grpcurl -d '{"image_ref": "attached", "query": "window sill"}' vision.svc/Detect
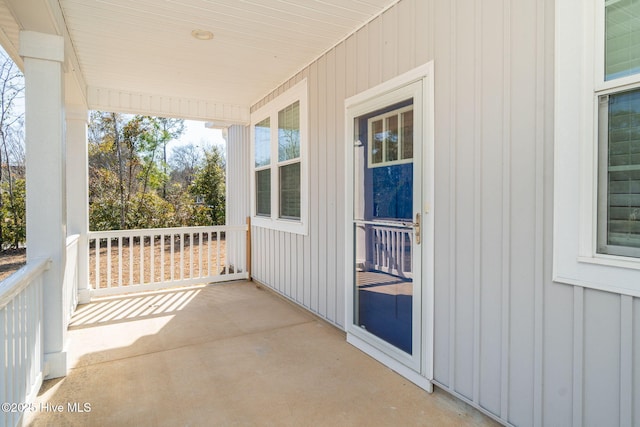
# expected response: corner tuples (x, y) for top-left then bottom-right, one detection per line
(251, 215), (307, 235)
(577, 254), (640, 271)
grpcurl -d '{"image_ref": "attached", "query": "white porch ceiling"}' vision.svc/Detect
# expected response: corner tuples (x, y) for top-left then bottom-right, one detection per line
(0, 0), (397, 122)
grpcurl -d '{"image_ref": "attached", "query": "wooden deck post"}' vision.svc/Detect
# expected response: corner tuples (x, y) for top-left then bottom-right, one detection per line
(246, 216), (252, 281)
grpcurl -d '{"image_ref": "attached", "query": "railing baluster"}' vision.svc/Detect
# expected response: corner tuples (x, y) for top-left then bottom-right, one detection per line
(140, 235), (145, 285)
(170, 233), (175, 282)
(106, 237), (112, 288)
(207, 231), (212, 277)
(150, 233), (155, 284)
(129, 236), (134, 287)
(216, 231), (221, 274)
(180, 232), (184, 280)
(160, 233), (165, 283)
(118, 236), (123, 288)
(95, 238), (100, 290)
(189, 232), (194, 279)
(198, 231), (203, 278)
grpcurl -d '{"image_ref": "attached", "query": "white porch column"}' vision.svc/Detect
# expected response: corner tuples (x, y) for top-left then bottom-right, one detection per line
(20, 31), (68, 379)
(66, 105), (90, 303)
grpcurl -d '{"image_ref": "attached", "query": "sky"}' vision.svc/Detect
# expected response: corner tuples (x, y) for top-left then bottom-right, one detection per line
(169, 120), (226, 159)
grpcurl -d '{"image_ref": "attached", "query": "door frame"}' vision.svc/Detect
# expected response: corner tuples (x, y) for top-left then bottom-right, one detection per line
(343, 62), (435, 392)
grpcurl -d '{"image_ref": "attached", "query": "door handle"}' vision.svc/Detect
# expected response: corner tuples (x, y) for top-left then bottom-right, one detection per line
(414, 213), (421, 245)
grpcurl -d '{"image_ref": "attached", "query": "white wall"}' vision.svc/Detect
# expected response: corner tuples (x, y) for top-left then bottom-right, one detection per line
(226, 0), (640, 426)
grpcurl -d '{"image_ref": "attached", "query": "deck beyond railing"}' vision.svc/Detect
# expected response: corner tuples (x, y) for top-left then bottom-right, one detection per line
(88, 225), (248, 296)
(0, 258), (49, 427)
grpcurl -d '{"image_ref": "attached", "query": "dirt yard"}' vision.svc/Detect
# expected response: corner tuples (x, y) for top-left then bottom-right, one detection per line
(0, 248), (26, 281)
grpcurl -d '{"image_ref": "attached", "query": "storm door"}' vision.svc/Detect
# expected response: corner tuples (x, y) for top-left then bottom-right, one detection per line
(347, 79), (426, 373)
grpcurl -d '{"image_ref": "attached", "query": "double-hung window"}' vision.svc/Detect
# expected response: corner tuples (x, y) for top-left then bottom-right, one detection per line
(554, 0), (640, 296)
(250, 80), (308, 235)
(597, 0), (640, 258)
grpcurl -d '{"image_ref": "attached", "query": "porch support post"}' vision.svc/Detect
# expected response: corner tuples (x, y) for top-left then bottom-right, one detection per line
(20, 30), (68, 379)
(66, 105), (90, 303)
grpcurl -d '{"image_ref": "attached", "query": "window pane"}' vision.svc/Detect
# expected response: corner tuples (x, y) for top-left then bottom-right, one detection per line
(279, 162), (300, 219)
(599, 89), (640, 255)
(606, 0), (640, 80)
(255, 118), (270, 167)
(371, 120), (383, 164)
(385, 115), (399, 162)
(255, 169), (271, 216)
(278, 101), (300, 161)
(401, 110), (413, 159)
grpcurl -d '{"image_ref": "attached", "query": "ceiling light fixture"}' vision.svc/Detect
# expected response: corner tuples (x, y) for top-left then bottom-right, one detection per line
(191, 29), (214, 40)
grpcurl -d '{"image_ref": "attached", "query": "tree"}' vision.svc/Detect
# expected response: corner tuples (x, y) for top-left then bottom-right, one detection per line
(190, 146), (226, 225)
(169, 143), (202, 189)
(0, 49), (25, 248)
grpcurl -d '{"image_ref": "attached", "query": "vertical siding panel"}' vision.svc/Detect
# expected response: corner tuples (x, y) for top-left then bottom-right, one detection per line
(368, 17), (382, 88)
(620, 295), (633, 427)
(540, 0), (572, 420)
(297, 235), (304, 305)
(309, 61), (320, 314)
(533, 1), (548, 424)
(279, 232), (285, 294)
(317, 55), (328, 317)
(397, 0), (416, 74)
(356, 26), (369, 94)
(454, 0), (475, 399)
(572, 286), (584, 427)
(583, 290), (620, 427)
(500, 0), (512, 419)
(325, 48), (337, 323)
(415, 0), (430, 66)
(433, 0), (454, 387)
(472, 0), (483, 406)
(381, 6), (398, 82)
(335, 41), (346, 328)
(270, 229), (276, 288)
(542, 281), (574, 427)
(508, 1), (537, 424)
(479, 0), (504, 416)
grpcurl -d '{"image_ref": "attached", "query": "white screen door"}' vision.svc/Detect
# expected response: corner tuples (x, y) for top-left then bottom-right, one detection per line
(345, 66), (434, 389)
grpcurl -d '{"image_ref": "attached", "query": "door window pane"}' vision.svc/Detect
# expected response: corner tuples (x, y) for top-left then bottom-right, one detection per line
(371, 119), (383, 164)
(606, 0), (640, 80)
(385, 115), (399, 162)
(401, 110), (413, 159)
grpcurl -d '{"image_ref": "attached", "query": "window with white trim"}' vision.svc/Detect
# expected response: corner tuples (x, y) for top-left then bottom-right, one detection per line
(554, 0), (640, 297)
(597, 0), (640, 258)
(250, 80), (308, 235)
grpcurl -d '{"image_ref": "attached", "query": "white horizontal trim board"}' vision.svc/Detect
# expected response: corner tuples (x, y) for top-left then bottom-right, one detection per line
(87, 86), (250, 124)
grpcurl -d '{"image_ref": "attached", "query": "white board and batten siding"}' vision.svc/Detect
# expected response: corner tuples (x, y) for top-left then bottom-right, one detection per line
(226, 0), (640, 426)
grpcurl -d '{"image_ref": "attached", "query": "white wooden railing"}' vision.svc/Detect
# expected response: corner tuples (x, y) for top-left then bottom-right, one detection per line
(63, 235), (80, 329)
(0, 258), (50, 427)
(88, 225), (248, 296)
(371, 225), (413, 278)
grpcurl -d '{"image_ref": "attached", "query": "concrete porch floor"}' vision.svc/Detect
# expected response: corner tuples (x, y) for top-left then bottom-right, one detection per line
(27, 281), (498, 426)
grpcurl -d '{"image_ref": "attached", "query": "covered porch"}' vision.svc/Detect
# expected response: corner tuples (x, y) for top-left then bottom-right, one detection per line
(26, 281), (493, 426)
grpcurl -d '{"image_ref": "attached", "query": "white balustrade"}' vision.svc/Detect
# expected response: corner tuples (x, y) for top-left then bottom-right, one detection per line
(0, 258), (50, 427)
(88, 225), (248, 296)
